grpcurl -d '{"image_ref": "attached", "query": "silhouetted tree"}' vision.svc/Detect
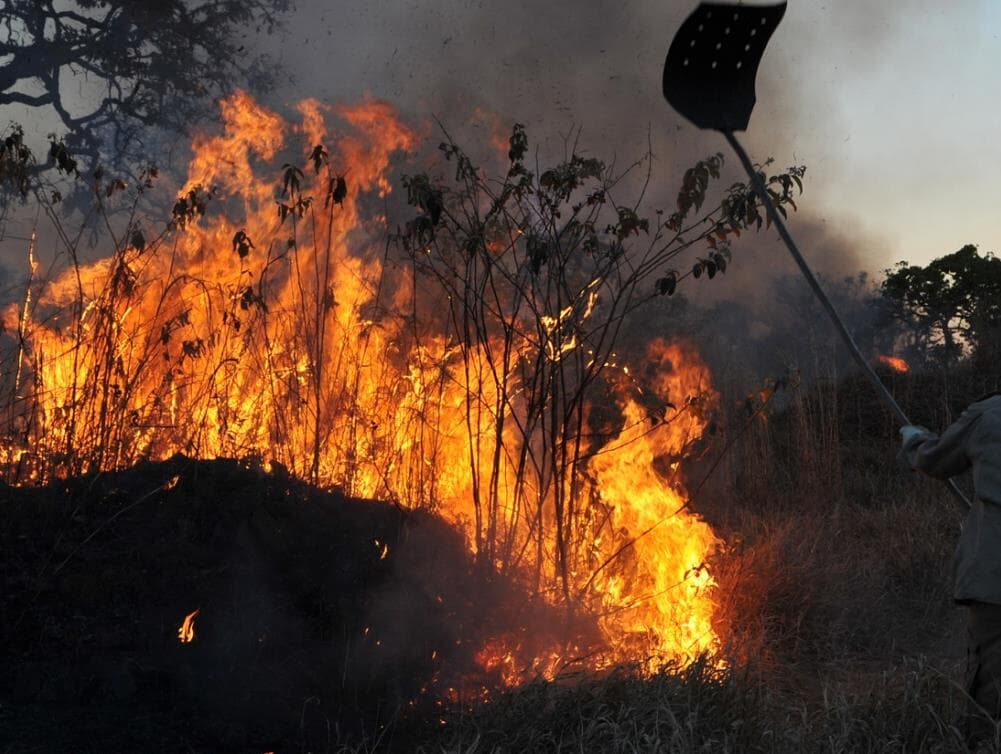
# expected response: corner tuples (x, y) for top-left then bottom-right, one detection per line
(880, 244), (1001, 367)
(0, 0), (290, 191)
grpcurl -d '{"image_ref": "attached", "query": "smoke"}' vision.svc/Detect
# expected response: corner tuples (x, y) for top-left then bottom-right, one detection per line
(264, 1), (929, 368)
(254, 1), (940, 394)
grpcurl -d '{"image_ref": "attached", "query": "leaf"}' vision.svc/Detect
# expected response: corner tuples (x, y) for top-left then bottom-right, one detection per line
(281, 164), (303, 198)
(130, 229), (146, 252)
(105, 178), (126, 197)
(655, 273), (678, 296)
(692, 262), (703, 279)
(232, 230), (255, 258)
(309, 144), (328, 174)
(327, 175), (347, 206)
(508, 123), (528, 163)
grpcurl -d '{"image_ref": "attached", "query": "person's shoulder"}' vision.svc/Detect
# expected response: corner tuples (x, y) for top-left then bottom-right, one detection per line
(971, 393), (1001, 426)
(974, 392), (1001, 410)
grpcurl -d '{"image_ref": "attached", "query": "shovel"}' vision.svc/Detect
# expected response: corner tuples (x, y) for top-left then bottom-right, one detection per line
(662, 2), (971, 509)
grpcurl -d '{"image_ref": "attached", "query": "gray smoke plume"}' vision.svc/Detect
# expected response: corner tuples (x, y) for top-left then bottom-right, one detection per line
(258, 0), (941, 386)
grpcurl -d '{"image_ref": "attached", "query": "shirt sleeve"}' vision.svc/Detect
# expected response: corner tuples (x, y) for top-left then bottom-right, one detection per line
(902, 409), (982, 479)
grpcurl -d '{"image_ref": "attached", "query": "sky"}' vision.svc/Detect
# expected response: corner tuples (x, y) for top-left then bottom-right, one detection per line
(268, 0), (1001, 275)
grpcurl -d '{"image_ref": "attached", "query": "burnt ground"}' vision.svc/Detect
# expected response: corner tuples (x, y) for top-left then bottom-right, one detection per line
(0, 455), (543, 753)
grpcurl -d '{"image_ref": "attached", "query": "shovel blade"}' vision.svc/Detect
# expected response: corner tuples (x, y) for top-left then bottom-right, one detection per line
(663, 2), (786, 132)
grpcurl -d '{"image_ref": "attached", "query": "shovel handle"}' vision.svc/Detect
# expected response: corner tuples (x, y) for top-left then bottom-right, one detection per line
(722, 130), (971, 509)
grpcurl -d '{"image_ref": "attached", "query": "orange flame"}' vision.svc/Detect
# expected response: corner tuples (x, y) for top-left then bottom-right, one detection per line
(178, 609), (200, 643)
(877, 354), (909, 373)
(7, 92), (724, 682)
(589, 340), (721, 670)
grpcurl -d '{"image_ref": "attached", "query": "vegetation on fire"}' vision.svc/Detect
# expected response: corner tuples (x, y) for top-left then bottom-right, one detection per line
(391, 121), (807, 670)
(0, 91), (810, 682)
(5, 89), (1001, 751)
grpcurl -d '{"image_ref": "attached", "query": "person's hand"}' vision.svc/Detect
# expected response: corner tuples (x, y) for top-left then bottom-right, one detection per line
(899, 425), (928, 446)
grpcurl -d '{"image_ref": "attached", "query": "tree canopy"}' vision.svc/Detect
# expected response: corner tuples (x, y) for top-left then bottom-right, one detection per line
(881, 244), (1001, 367)
(0, 0), (289, 186)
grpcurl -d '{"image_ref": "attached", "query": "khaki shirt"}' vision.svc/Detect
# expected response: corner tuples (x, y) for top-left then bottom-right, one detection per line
(902, 395), (1001, 604)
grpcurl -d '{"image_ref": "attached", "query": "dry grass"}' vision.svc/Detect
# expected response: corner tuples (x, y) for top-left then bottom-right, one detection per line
(382, 359), (996, 754)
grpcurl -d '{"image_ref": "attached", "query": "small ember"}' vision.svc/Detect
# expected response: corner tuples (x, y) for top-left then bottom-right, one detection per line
(877, 355), (909, 373)
(178, 608), (200, 643)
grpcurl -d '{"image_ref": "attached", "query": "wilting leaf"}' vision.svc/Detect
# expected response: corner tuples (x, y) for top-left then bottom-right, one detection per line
(508, 123), (527, 163)
(105, 178), (126, 198)
(130, 229), (146, 252)
(309, 144), (328, 174)
(281, 164), (303, 198)
(610, 207), (649, 241)
(238, 286), (267, 312)
(48, 139), (78, 176)
(327, 175), (347, 206)
(232, 230), (254, 258)
(171, 185), (213, 229)
(692, 262), (703, 279)
(655, 273), (677, 296)
(182, 339), (205, 359)
(527, 234), (548, 273)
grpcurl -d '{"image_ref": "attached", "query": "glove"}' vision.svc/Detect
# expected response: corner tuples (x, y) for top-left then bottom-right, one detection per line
(899, 424), (929, 446)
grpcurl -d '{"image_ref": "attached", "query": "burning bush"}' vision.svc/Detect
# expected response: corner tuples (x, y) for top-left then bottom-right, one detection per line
(2, 92), (809, 682)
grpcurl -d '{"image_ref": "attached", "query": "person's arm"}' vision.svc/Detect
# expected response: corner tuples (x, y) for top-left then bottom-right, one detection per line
(901, 410), (982, 479)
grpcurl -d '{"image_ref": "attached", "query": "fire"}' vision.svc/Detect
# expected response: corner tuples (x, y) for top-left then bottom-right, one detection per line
(5, 92), (724, 682)
(589, 340), (721, 670)
(178, 609), (200, 643)
(877, 354), (909, 373)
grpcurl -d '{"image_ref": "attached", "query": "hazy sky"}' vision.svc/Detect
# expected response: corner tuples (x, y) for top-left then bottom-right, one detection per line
(270, 0), (1001, 273)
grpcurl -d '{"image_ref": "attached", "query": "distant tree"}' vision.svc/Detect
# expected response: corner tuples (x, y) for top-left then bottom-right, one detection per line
(0, 0), (290, 193)
(880, 244), (1001, 367)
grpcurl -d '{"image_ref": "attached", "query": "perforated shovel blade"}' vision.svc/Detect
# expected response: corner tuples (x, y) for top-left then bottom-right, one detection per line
(663, 2), (786, 132)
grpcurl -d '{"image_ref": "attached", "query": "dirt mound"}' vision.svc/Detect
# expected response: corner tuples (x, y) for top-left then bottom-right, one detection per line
(1, 456), (530, 752)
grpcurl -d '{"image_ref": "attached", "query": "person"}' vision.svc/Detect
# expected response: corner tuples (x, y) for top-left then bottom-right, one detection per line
(900, 392), (1001, 746)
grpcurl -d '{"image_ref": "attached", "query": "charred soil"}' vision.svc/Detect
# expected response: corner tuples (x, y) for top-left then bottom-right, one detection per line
(1, 456), (534, 752)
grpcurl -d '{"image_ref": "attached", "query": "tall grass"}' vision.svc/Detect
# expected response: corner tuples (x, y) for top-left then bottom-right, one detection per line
(392, 350), (998, 753)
